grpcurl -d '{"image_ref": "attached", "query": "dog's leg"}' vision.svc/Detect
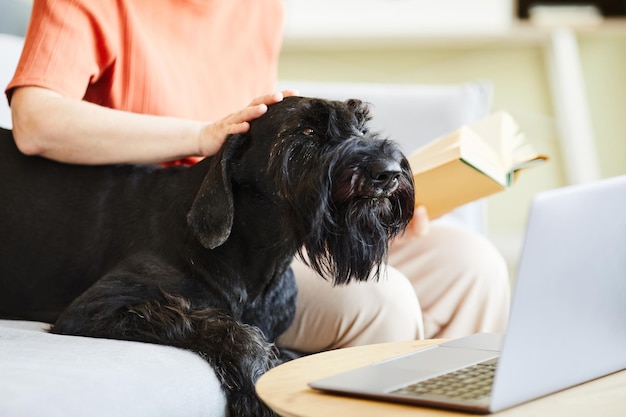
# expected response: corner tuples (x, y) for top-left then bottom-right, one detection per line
(52, 271), (279, 417)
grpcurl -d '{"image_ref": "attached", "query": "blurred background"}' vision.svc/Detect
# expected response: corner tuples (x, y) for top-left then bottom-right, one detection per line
(2, 0), (625, 277)
(279, 0), (626, 275)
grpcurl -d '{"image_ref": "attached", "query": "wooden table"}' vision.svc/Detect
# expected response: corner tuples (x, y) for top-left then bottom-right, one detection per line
(256, 340), (626, 417)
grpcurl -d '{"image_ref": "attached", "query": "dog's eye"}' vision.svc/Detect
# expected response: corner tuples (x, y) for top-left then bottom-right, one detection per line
(302, 128), (315, 137)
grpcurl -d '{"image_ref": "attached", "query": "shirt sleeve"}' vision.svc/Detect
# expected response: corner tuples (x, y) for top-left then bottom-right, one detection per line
(5, 0), (116, 103)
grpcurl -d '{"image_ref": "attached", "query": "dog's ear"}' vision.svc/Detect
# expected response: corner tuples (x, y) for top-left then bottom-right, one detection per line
(346, 99), (372, 130)
(187, 135), (243, 249)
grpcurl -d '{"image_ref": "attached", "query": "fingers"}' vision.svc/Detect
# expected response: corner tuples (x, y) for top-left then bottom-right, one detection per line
(248, 90), (300, 107)
(229, 89), (301, 127)
(198, 90), (302, 156)
(249, 92), (282, 107)
(410, 205), (431, 237)
(239, 103), (269, 121)
(224, 121), (251, 136)
(280, 89), (299, 98)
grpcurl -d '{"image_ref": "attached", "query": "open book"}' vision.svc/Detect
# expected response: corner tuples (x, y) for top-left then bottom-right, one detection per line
(408, 111), (548, 219)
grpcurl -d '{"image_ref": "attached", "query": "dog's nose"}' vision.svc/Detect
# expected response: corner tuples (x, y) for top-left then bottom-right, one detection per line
(369, 160), (402, 193)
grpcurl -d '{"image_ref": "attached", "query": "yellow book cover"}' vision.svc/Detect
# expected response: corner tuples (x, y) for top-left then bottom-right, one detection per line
(408, 111), (548, 219)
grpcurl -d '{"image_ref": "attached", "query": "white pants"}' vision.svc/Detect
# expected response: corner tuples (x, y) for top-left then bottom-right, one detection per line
(278, 223), (511, 353)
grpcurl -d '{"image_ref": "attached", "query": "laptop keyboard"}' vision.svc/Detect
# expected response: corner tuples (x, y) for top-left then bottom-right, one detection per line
(391, 358), (498, 401)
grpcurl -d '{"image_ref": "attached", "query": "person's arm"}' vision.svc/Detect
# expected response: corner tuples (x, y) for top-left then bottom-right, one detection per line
(10, 86), (292, 165)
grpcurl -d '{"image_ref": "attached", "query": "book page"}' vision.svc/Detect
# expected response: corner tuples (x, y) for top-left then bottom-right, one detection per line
(468, 111), (548, 179)
(467, 111), (517, 170)
(409, 127), (507, 186)
(408, 128), (466, 174)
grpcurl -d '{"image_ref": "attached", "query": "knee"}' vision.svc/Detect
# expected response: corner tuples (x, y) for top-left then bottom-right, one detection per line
(395, 223), (511, 295)
(339, 266), (425, 346)
(434, 226), (512, 336)
(441, 225), (510, 294)
(370, 266), (426, 340)
(389, 224), (511, 337)
(280, 262), (424, 352)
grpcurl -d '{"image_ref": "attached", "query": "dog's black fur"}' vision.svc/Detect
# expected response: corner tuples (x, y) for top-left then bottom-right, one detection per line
(0, 96), (414, 417)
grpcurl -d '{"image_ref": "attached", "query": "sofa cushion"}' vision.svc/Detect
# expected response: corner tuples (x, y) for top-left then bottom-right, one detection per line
(0, 320), (227, 417)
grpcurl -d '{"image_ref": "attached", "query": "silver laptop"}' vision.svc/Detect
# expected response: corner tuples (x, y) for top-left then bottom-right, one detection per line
(309, 174), (626, 413)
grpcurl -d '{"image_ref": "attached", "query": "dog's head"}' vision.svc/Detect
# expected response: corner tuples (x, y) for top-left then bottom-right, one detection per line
(189, 96), (414, 285)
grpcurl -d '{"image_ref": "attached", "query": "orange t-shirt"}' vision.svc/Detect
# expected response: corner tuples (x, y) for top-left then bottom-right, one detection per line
(6, 0), (284, 122)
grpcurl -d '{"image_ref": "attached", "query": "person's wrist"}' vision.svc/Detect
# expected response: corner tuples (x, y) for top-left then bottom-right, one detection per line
(190, 121), (212, 157)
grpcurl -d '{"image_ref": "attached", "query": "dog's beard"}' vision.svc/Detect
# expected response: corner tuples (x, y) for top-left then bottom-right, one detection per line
(277, 138), (414, 285)
(307, 188), (413, 285)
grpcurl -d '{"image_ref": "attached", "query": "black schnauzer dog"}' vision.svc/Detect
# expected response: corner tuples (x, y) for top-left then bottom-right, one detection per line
(0, 96), (414, 417)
